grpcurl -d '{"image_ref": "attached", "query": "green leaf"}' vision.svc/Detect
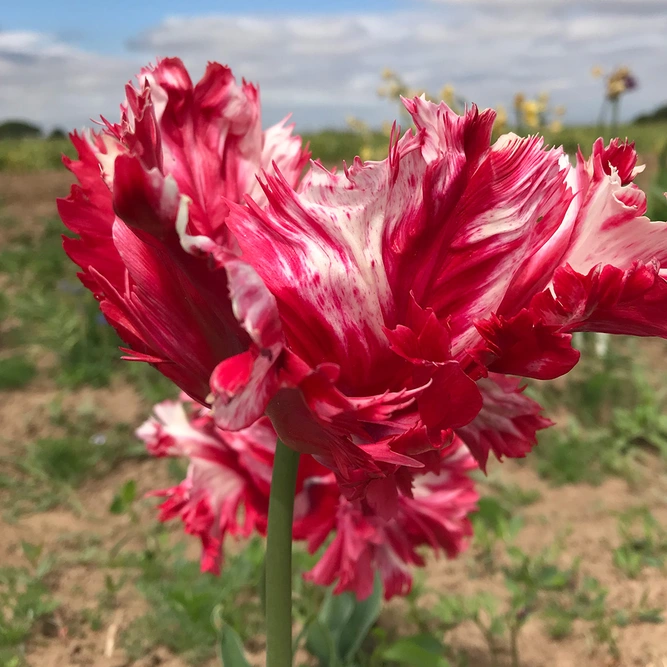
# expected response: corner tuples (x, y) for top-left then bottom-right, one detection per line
(338, 574), (382, 661)
(304, 620), (339, 666)
(537, 565), (571, 591)
(109, 479), (137, 515)
(212, 607), (251, 667)
(305, 575), (383, 665)
(382, 635), (450, 667)
(20, 541), (43, 568)
(305, 587), (355, 664)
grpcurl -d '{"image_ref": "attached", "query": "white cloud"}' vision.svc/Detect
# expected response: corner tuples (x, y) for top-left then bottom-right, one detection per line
(1, 1), (666, 133)
(0, 31), (141, 131)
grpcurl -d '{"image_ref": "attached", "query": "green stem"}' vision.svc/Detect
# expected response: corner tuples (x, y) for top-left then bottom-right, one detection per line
(265, 439), (300, 667)
(611, 98), (620, 133)
(510, 625), (520, 667)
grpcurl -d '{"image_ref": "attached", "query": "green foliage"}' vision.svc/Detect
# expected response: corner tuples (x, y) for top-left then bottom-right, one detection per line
(0, 354), (37, 390)
(534, 423), (620, 485)
(123, 539), (265, 665)
(539, 121), (667, 159)
(612, 507), (667, 578)
(2, 407), (144, 519)
(213, 611), (252, 667)
(24, 425), (140, 489)
(0, 138), (73, 171)
(635, 103), (667, 124)
(532, 334), (667, 485)
(0, 216), (121, 387)
(109, 480), (138, 515)
(302, 130), (389, 168)
(304, 575), (382, 666)
(0, 543), (57, 657)
(124, 361), (177, 404)
(380, 635), (450, 667)
(1, 121), (666, 173)
(47, 128), (67, 141)
(483, 479), (542, 509)
(647, 140), (667, 222)
(0, 215), (178, 394)
(471, 497), (523, 572)
(0, 121), (42, 140)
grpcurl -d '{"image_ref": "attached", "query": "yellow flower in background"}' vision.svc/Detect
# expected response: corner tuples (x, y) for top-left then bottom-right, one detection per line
(359, 145), (375, 161)
(408, 87), (426, 99)
(522, 99), (540, 129)
(346, 116), (369, 133)
(380, 121), (394, 137)
(440, 84), (456, 107)
(375, 68), (571, 137)
(591, 65), (604, 78)
(594, 64), (637, 129)
(347, 115), (390, 162)
(495, 104), (508, 129)
(607, 78), (626, 98)
(601, 65), (637, 101)
(537, 91), (550, 111)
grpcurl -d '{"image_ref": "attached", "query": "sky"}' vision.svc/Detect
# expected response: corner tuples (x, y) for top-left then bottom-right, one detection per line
(1, 0), (666, 133)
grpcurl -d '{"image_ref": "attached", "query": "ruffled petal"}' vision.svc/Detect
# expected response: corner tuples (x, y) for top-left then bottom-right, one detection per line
(560, 140), (667, 276)
(478, 140), (667, 377)
(304, 440), (478, 600)
(138, 401), (276, 574)
(456, 375), (552, 470)
(58, 57), (307, 404)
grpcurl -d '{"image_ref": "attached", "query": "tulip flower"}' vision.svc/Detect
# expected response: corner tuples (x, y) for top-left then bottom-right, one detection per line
(204, 99), (666, 487)
(137, 398), (479, 601)
(60, 61), (667, 666)
(57, 57), (309, 404)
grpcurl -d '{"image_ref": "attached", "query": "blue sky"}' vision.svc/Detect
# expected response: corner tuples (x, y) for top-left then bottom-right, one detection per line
(2, 0), (405, 53)
(1, 0), (666, 132)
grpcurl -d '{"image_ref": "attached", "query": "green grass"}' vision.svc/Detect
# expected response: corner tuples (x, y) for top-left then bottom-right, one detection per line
(540, 121), (667, 157)
(529, 334), (667, 486)
(647, 140), (667, 220)
(123, 539), (266, 665)
(612, 507), (667, 579)
(0, 138), (73, 172)
(25, 430), (135, 488)
(1, 404), (145, 519)
(302, 129), (387, 167)
(0, 544), (58, 665)
(3, 121), (665, 174)
(0, 355), (37, 390)
(0, 215), (176, 397)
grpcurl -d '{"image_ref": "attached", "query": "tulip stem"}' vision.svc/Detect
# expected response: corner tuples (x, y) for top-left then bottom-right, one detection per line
(265, 439), (300, 667)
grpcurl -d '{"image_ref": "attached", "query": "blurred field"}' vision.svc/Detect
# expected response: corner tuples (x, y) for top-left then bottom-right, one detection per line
(2, 131), (667, 667)
(0, 121), (666, 174)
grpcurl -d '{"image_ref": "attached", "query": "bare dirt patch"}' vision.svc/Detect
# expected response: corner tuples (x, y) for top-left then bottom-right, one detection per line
(0, 170), (72, 243)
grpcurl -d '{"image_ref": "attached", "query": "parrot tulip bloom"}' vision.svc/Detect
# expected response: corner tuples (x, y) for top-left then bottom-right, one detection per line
(61, 64), (667, 495)
(300, 440), (478, 600)
(57, 58), (309, 403)
(137, 399), (275, 574)
(201, 97), (667, 484)
(137, 398), (479, 599)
